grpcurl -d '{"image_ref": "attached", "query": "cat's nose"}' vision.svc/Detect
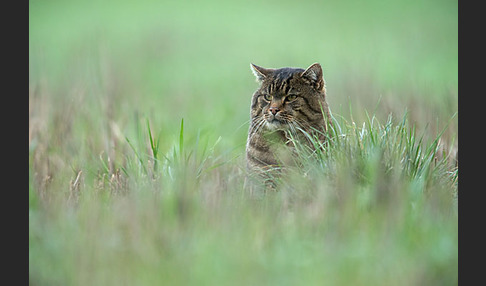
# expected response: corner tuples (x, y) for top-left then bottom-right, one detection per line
(269, 107), (280, 115)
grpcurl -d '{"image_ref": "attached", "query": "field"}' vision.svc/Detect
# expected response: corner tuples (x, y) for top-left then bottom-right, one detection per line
(29, 0), (458, 285)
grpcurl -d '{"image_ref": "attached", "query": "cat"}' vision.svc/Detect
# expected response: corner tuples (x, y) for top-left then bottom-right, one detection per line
(245, 63), (332, 189)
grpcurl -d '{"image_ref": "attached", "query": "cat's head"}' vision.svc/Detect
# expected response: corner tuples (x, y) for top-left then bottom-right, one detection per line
(249, 63), (326, 132)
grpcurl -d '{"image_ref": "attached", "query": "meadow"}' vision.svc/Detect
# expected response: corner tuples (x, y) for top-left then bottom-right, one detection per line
(29, 0), (458, 285)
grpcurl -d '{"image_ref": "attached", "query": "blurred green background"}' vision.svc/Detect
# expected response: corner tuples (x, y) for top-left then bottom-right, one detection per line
(29, 0), (457, 151)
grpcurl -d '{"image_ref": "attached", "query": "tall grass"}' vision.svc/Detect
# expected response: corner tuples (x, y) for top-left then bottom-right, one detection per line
(29, 111), (457, 285)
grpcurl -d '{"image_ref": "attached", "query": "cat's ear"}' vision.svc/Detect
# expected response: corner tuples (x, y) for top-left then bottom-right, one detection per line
(250, 63), (272, 83)
(301, 63), (325, 91)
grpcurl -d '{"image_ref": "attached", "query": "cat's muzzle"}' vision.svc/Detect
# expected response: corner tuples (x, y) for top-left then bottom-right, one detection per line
(265, 114), (288, 130)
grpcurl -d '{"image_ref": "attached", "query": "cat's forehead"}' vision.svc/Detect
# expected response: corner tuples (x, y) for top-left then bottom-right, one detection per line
(271, 67), (304, 80)
(262, 68), (303, 85)
(259, 67), (306, 93)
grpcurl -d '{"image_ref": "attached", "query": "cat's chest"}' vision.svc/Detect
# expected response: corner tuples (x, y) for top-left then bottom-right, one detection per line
(263, 131), (299, 166)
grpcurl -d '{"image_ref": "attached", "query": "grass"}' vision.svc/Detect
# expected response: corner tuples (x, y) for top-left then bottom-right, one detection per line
(29, 112), (458, 285)
(29, 0), (457, 285)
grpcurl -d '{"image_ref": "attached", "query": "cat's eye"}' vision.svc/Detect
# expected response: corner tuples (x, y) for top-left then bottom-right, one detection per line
(263, 94), (272, 101)
(286, 94), (298, 102)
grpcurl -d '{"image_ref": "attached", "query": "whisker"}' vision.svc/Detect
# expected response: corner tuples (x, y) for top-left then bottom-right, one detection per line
(249, 116), (266, 137)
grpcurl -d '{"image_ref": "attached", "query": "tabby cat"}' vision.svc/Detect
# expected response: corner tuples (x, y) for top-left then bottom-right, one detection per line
(245, 63), (332, 187)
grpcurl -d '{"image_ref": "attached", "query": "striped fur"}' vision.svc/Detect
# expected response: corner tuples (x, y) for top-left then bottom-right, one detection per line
(246, 63), (332, 185)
